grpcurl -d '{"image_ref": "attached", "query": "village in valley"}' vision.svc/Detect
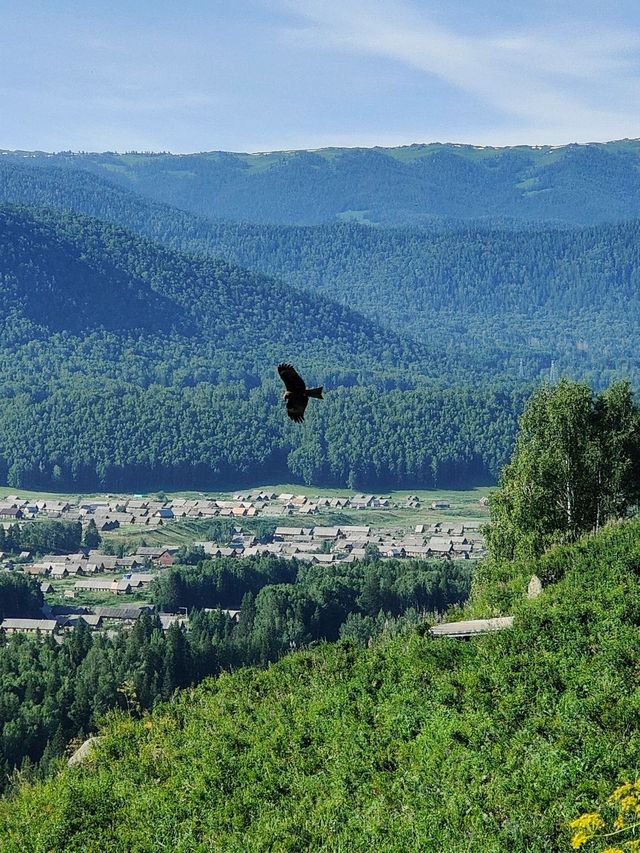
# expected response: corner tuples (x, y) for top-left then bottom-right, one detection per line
(0, 488), (489, 637)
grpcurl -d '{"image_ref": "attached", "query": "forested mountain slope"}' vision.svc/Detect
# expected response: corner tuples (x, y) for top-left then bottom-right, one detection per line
(165, 219), (640, 387)
(2, 519), (639, 851)
(2, 162), (639, 386)
(0, 205), (522, 489)
(0, 204), (423, 378)
(3, 139), (640, 224)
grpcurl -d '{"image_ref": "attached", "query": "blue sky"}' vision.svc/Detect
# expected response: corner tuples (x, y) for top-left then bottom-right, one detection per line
(1, 0), (640, 152)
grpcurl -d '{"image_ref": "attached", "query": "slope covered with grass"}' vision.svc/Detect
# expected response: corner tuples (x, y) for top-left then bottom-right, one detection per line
(2, 519), (640, 851)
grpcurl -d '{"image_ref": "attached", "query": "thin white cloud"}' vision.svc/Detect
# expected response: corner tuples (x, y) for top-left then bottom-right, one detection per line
(276, 0), (640, 142)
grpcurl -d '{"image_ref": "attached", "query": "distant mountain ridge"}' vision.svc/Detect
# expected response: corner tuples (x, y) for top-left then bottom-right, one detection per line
(1, 141), (638, 488)
(0, 161), (638, 387)
(3, 138), (640, 225)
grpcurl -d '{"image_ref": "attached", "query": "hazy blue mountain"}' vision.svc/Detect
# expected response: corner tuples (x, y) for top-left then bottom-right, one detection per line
(0, 161), (637, 388)
(3, 139), (640, 225)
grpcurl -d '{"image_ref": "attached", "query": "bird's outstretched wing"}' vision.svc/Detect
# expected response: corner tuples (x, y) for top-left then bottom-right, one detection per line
(278, 363), (306, 392)
(286, 397), (308, 423)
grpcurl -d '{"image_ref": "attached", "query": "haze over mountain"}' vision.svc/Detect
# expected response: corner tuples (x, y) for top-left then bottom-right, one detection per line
(0, 204), (518, 490)
(3, 138), (640, 225)
(1, 138), (640, 489)
(1, 154), (638, 388)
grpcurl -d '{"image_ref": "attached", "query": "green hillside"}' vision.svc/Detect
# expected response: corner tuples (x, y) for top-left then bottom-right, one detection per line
(0, 204), (417, 372)
(3, 154), (639, 490)
(161, 219), (640, 388)
(2, 518), (639, 851)
(3, 139), (640, 224)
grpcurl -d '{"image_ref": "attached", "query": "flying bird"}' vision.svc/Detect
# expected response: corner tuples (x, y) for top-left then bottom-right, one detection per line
(277, 363), (323, 423)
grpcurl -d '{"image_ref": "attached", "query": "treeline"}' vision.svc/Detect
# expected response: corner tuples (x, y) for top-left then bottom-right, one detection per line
(0, 556), (469, 792)
(0, 381), (520, 489)
(0, 521), (83, 557)
(0, 574), (43, 620)
(5, 191), (640, 493)
(4, 141), (640, 225)
(152, 555), (471, 656)
(0, 618), (191, 791)
(190, 219), (640, 385)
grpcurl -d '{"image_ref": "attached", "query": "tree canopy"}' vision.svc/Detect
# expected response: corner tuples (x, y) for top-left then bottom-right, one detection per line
(486, 379), (640, 559)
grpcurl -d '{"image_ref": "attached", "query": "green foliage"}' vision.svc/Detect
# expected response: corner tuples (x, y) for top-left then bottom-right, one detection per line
(172, 544), (205, 566)
(5, 162), (640, 493)
(0, 615), (192, 792)
(82, 520), (101, 550)
(0, 574), (43, 620)
(486, 380), (640, 561)
(2, 520), (640, 850)
(3, 520), (82, 556)
(0, 204), (524, 491)
(151, 556), (298, 612)
(0, 554), (465, 793)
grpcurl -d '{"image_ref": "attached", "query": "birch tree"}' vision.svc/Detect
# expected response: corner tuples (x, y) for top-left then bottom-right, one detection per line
(486, 379), (640, 559)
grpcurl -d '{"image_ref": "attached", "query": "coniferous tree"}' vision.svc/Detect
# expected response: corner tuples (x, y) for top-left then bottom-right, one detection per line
(82, 519), (101, 549)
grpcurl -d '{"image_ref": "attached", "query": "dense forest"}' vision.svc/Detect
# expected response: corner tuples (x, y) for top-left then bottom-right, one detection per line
(0, 520), (84, 558)
(0, 574), (43, 621)
(3, 139), (640, 224)
(0, 380), (520, 490)
(2, 514), (639, 850)
(1, 147), (639, 490)
(1, 160), (639, 387)
(0, 555), (469, 792)
(0, 204), (527, 490)
(182, 219), (640, 385)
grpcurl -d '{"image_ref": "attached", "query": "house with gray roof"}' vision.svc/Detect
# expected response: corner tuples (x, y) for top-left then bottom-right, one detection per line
(1, 618), (58, 634)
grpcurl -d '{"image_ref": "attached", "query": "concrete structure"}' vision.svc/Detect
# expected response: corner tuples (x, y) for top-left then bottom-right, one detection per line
(430, 616), (514, 639)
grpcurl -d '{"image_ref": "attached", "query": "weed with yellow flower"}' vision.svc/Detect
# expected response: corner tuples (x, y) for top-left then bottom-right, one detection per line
(569, 782), (640, 850)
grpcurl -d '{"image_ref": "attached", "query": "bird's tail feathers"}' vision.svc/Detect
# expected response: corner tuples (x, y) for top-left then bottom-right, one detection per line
(307, 386), (323, 399)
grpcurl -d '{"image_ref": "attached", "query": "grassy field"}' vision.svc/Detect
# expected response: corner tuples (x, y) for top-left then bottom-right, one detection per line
(0, 488), (111, 502)
(103, 519), (219, 549)
(48, 583), (155, 609)
(46, 575), (157, 609)
(0, 484), (492, 505)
